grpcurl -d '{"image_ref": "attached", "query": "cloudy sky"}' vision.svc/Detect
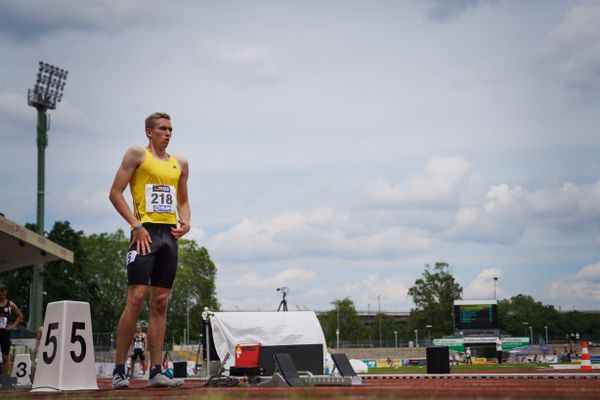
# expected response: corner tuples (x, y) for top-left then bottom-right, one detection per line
(1, 0), (600, 313)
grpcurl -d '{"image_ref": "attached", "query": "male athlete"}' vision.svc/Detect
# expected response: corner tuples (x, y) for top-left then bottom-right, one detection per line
(129, 322), (147, 378)
(0, 283), (24, 374)
(109, 112), (190, 388)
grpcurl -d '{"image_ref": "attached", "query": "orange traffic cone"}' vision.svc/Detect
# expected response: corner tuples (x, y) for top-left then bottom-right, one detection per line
(580, 341), (592, 370)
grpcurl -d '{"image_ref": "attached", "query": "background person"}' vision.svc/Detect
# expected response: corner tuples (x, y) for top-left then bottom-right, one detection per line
(0, 283), (24, 374)
(109, 112), (191, 389)
(129, 322), (148, 378)
(496, 337), (503, 364)
(465, 346), (472, 364)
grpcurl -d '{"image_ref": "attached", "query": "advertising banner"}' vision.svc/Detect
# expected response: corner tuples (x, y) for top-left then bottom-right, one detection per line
(501, 337), (530, 350)
(433, 338), (464, 351)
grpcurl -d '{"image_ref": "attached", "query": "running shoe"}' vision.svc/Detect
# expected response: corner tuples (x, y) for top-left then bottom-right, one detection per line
(148, 371), (184, 388)
(112, 372), (130, 389)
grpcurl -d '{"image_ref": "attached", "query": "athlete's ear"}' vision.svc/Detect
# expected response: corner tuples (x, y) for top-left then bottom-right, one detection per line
(146, 128), (152, 139)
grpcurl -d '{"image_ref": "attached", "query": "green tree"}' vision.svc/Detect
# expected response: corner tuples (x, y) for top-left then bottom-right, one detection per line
(497, 294), (554, 340)
(44, 221), (94, 306)
(166, 239), (220, 344)
(371, 312), (400, 347)
(407, 262), (462, 337)
(318, 298), (369, 346)
(497, 295), (600, 342)
(80, 230), (130, 334)
(0, 221), (92, 329)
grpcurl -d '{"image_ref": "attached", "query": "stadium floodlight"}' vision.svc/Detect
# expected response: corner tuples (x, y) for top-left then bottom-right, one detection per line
(28, 61), (68, 110)
(493, 276), (498, 299)
(26, 61), (68, 330)
(426, 324), (433, 346)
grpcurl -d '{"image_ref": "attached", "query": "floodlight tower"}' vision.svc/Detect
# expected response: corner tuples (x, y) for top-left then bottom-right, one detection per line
(27, 61), (68, 329)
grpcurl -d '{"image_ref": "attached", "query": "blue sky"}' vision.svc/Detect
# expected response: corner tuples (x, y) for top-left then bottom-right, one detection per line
(1, 0), (600, 312)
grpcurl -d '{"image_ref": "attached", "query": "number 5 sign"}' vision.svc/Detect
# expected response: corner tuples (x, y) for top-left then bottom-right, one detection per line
(32, 301), (98, 392)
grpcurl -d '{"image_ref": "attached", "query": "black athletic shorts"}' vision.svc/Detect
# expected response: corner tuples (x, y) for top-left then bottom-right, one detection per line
(131, 349), (145, 362)
(0, 330), (10, 356)
(126, 223), (178, 289)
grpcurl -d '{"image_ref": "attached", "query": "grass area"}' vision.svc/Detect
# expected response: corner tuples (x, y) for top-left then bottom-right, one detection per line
(366, 363), (551, 374)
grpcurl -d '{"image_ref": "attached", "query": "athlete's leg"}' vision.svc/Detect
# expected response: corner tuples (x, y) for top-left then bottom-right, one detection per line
(130, 352), (137, 378)
(148, 286), (170, 366)
(1, 352), (8, 374)
(115, 285), (147, 365)
(140, 352), (147, 374)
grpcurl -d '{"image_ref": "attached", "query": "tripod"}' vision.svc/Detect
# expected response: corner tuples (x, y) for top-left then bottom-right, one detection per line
(277, 287), (288, 312)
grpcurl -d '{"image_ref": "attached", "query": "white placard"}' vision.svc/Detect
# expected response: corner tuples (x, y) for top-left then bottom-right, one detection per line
(32, 301), (98, 391)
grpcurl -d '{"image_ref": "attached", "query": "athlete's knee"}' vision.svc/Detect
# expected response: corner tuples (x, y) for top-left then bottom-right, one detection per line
(126, 288), (147, 312)
(150, 292), (169, 315)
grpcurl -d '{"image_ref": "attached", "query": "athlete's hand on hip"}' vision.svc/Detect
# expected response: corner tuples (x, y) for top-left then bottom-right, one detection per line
(131, 227), (152, 255)
(171, 219), (190, 239)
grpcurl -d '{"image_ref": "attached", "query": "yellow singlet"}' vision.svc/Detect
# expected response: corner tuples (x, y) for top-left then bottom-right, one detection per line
(130, 148), (181, 226)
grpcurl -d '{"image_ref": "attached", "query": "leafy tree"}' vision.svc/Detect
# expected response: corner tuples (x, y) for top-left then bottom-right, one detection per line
(80, 230), (130, 334)
(407, 262), (462, 336)
(498, 295), (600, 342)
(166, 239), (220, 344)
(319, 298), (369, 346)
(371, 312), (401, 347)
(0, 221), (92, 329)
(44, 221), (93, 306)
(498, 294), (555, 339)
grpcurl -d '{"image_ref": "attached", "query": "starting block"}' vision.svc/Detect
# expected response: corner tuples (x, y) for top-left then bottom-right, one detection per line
(11, 353), (32, 386)
(331, 353), (362, 385)
(258, 352), (361, 387)
(32, 301), (98, 391)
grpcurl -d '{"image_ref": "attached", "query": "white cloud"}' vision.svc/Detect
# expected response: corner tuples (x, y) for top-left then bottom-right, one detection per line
(208, 156), (600, 265)
(195, 40), (284, 87)
(0, 0), (184, 41)
(368, 155), (480, 208)
(547, 262), (600, 303)
(424, 0), (483, 21)
(0, 92), (93, 140)
(53, 187), (114, 222)
(450, 180), (600, 244)
(343, 273), (412, 311)
(451, 184), (529, 244)
(217, 267), (317, 310)
(463, 268), (503, 299)
(537, 1), (600, 101)
(221, 268), (315, 291)
(187, 227), (206, 244)
(209, 207), (438, 262)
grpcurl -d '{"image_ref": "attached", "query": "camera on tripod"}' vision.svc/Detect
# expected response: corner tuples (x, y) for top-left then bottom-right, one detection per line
(276, 287), (288, 311)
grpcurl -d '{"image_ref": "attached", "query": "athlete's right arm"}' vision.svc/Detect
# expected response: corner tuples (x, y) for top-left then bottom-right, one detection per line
(109, 147), (152, 255)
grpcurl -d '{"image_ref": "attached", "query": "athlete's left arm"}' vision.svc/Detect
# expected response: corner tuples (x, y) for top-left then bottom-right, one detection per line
(7, 301), (24, 330)
(172, 155), (191, 239)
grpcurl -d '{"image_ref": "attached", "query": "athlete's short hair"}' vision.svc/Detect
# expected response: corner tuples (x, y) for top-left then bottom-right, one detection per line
(0, 283), (7, 291)
(145, 112), (171, 130)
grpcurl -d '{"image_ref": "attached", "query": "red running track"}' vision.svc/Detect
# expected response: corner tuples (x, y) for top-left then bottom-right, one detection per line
(2, 371), (600, 399)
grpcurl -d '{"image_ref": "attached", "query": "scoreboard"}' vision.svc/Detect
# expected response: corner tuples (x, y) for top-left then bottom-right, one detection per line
(453, 300), (498, 330)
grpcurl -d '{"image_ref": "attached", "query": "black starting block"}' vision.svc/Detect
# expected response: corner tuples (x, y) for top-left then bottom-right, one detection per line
(258, 352), (362, 387)
(331, 353), (362, 385)
(0, 374), (18, 389)
(259, 353), (306, 387)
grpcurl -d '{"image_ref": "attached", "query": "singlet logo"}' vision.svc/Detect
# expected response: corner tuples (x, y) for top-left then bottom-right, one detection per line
(152, 185), (171, 193)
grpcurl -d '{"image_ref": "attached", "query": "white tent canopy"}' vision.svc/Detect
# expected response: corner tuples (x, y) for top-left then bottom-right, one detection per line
(210, 311), (330, 371)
